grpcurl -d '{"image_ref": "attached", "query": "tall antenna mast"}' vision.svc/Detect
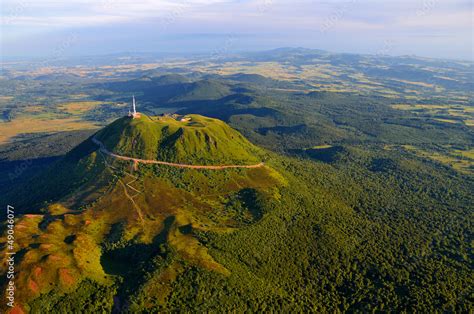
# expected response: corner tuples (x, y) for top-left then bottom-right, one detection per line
(132, 95), (137, 115)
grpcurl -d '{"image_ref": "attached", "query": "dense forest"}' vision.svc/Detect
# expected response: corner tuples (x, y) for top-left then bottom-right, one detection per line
(5, 142), (471, 312)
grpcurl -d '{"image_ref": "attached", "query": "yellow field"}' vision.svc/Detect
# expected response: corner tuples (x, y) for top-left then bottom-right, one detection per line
(25, 62), (163, 78)
(392, 104), (473, 111)
(392, 104), (473, 127)
(69, 94), (89, 99)
(23, 105), (45, 113)
(217, 62), (298, 81)
(401, 145), (473, 174)
(299, 64), (342, 80)
(392, 104), (445, 110)
(434, 118), (460, 124)
(451, 148), (474, 160)
(0, 100), (113, 143)
(0, 117), (99, 144)
(348, 73), (384, 86)
(391, 79), (435, 88)
(58, 101), (104, 114)
(309, 145), (333, 150)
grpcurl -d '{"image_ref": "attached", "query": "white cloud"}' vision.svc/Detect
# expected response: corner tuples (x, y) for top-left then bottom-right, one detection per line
(397, 11), (472, 29)
(1, 0), (234, 27)
(1, 0), (472, 59)
(2, 15), (131, 27)
(2, 0), (472, 31)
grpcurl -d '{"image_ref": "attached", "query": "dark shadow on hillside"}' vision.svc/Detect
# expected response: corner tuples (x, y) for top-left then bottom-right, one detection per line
(289, 146), (349, 164)
(101, 216), (174, 275)
(238, 188), (266, 221)
(101, 216), (176, 313)
(0, 156), (60, 191)
(257, 124), (308, 135)
(176, 101), (281, 122)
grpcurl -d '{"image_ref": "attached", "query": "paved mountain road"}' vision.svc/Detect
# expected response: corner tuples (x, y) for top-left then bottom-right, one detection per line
(92, 137), (265, 170)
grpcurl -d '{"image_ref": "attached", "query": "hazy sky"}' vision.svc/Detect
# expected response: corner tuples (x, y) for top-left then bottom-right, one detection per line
(1, 0), (473, 60)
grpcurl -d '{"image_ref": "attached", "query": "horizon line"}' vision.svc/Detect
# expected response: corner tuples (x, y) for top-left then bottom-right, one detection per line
(1, 46), (473, 64)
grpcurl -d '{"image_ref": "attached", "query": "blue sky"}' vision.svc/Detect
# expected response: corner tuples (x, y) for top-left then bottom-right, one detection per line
(1, 0), (472, 60)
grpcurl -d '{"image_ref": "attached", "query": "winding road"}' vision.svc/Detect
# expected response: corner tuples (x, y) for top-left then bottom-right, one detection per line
(92, 137), (264, 170)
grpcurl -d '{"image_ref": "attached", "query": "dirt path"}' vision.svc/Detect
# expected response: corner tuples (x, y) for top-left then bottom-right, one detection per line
(92, 137), (264, 170)
(97, 147), (144, 224)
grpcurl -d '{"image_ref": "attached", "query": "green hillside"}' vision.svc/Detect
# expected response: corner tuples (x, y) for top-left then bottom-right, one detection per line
(96, 114), (262, 165)
(0, 114), (264, 212)
(0, 114), (285, 313)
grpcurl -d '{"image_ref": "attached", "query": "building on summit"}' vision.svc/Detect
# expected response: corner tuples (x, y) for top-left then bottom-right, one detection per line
(128, 95), (141, 118)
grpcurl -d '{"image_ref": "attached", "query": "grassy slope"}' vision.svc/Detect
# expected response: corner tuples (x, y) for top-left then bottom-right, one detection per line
(0, 162), (284, 313)
(0, 115), (282, 313)
(96, 114), (262, 165)
(2, 147), (471, 313)
(0, 114), (264, 213)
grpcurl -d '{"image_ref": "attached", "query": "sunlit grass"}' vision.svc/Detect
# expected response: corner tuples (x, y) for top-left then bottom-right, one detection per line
(0, 117), (100, 144)
(58, 101), (105, 114)
(401, 145), (473, 174)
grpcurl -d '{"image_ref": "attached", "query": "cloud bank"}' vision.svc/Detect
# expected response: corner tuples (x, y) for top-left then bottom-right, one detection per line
(1, 0), (472, 60)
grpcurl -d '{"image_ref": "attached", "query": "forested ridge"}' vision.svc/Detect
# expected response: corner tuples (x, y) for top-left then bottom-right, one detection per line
(5, 142), (471, 312)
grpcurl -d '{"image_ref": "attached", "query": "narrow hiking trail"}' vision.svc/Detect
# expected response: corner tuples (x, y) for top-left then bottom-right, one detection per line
(92, 137), (265, 170)
(92, 134), (264, 224)
(97, 146), (145, 224)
